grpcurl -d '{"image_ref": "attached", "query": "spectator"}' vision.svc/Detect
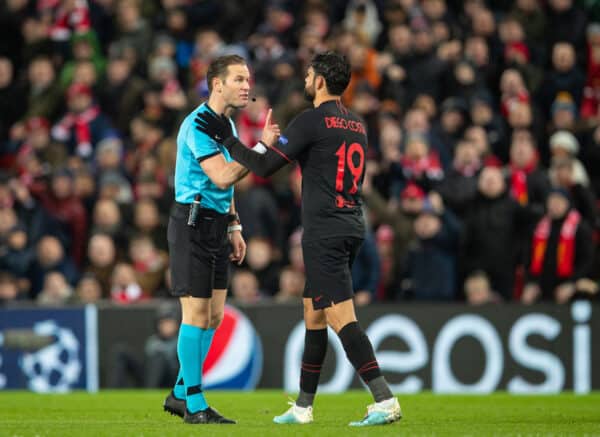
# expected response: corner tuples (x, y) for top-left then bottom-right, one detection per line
(549, 156), (598, 227)
(74, 274), (102, 304)
(399, 134), (444, 193)
(91, 198), (128, 253)
(545, 0), (587, 56)
(463, 270), (502, 305)
(59, 31), (106, 89)
(467, 92), (507, 161)
(0, 271), (22, 305)
(128, 234), (168, 296)
(28, 235), (79, 298)
(245, 237), (279, 296)
(547, 92), (583, 134)
(51, 83), (113, 160)
(114, 0), (153, 62)
(98, 48), (146, 135)
(351, 230), (381, 306)
(22, 55), (63, 122)
(110, 262), (144, 303)
(510, 0), (547, 52)
(581, 125), (600, 197)
(538, 42), (585, 120)
(548, 130), (591, 187)
(523, 188), (594, 303)
(233, 173), (281, 244)
(132, 198), (167, 251)
(144, 302), (180, 388)
(507, 129), (550, 211)
(437, 139), (482, 218)
(0, 56), (26, 145)
(31, 168), (88, 265)
(400, 200), (461, 300)
(37, 271), (74, 306)
(434, 97), (470, 160)
(274, 266), (305, 303)
(85, 233), (118, 296)
(0, 218), (35, 279)
(230, 269), (262, 304)
(462, 166), (538, 299)
(580, 23), (600, 125)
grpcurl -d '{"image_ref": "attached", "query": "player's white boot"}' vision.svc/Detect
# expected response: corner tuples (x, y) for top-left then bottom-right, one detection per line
(349, 397), (402, 426)
(273, 401), (313, 424)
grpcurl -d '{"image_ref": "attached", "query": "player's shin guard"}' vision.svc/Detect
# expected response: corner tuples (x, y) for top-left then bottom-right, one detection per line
(297, 328), (328, 408)
(338, 321), (392, 402)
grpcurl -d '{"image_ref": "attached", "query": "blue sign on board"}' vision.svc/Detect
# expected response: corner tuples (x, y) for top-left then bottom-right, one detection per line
(0, 306), (98, 392)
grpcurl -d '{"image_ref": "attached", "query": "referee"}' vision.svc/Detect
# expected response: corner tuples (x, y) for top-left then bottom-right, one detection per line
(163, 55), (279, 424)
(195, 52), (401, 427)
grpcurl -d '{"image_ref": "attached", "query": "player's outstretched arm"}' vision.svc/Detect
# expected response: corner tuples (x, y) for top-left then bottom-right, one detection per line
(195, 109), (290, 177)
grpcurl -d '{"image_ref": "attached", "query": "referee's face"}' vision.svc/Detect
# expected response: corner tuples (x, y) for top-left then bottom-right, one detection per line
(221, 63), (251, 109)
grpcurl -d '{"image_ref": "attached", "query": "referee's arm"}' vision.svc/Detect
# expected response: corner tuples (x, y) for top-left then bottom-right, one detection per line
(199, 153), (249, 189)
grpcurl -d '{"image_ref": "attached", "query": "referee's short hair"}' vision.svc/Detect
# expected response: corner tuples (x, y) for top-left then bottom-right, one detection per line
(310, 51), (351, 96)
(206, 54), (246, 93)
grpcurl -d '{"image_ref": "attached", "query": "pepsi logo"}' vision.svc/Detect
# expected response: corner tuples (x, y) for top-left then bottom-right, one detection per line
(203, 305), (262, 389)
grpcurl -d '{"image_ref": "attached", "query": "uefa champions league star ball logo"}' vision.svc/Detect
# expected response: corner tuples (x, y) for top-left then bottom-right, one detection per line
(20, 320), (81, 393)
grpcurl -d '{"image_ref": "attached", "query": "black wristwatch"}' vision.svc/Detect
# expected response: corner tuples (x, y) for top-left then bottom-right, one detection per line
(227, 212), (240, 224)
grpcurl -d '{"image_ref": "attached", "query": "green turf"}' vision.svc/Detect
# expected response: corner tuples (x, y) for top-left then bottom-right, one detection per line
(1, 390), (600, 436)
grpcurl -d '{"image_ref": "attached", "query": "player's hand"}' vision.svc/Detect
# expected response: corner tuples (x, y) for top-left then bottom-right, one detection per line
(194, 109), (233, 144)
(260, 108), (280, 147)
(229, 231), (246, 265)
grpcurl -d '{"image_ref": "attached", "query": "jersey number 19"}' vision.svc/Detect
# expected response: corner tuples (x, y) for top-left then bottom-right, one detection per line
(335, 142), (365, 195)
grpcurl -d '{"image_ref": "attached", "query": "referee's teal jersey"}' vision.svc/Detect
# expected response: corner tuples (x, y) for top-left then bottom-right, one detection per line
(174, 103), (237, 213)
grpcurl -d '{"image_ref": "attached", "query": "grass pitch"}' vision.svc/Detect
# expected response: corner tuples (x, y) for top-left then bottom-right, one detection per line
(1, 390), (599, 436)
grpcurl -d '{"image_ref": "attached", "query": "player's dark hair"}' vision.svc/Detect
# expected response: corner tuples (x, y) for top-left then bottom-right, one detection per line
(206, 54), (246, 93)
(310, 51), (351, 96)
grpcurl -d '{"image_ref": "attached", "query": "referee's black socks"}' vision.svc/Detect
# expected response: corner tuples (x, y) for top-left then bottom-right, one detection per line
(296, 328), (328, 408)
(337, 321), (393, 403)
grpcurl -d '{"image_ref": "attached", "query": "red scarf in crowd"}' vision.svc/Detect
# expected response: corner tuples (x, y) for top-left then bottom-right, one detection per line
(52, 105), (100, 158)
(530, 210), (581, 278)
(46, 0), (91, 41)
(509, 158), (537, 205)
(400, 151), (444, 180)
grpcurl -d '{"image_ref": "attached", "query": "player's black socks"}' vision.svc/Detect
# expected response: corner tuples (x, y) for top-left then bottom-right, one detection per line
(297, 328), (328, 408)
(338, 321), (392, 402)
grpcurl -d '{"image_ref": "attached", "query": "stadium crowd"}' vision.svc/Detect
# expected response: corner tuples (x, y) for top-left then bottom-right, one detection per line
(1, 0), (600, 307)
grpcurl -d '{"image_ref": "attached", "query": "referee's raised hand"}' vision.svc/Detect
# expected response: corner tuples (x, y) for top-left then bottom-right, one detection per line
(194, 109), (233, 143)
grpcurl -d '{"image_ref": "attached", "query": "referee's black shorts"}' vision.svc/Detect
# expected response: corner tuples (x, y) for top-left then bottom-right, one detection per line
(167, 202), (231, 298)
(302, 236), (364, 310)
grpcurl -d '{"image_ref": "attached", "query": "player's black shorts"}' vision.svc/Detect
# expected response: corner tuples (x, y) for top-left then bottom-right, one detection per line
(302, 236), (364, 310)
(167, 202), (230, 298)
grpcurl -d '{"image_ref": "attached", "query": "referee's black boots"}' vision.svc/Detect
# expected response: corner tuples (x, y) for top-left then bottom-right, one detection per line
(163, 391), (185, 418)
(183, 406), (236, 424)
